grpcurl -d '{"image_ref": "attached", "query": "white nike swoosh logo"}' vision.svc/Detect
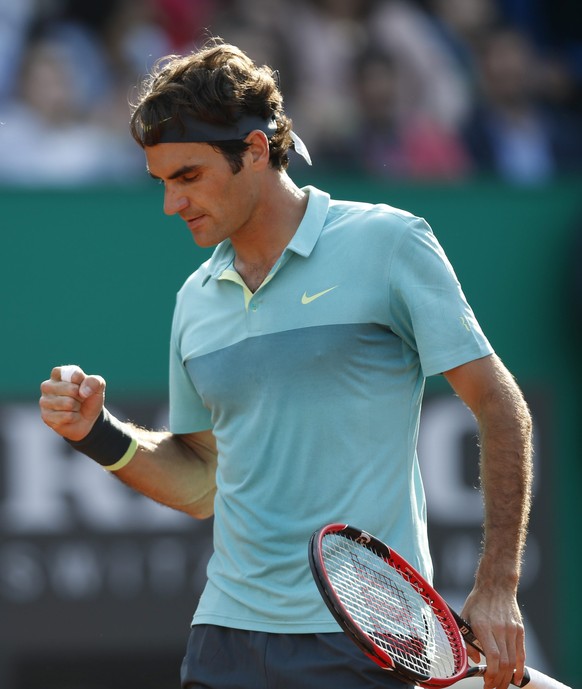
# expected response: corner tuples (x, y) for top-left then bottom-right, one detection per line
(301, 286), (338, 304)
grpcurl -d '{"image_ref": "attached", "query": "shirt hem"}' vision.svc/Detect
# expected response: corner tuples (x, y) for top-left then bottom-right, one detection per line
(191, 613), (342, 634)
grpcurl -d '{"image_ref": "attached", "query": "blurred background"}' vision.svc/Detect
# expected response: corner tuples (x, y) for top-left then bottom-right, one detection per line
(1, 0), (581, 687)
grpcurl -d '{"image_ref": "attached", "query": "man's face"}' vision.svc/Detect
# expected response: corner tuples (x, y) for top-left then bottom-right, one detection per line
(145, 141), (260, 248)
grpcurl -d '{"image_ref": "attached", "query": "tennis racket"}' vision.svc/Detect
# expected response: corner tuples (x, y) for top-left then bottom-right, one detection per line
(308, 524), (571, 689)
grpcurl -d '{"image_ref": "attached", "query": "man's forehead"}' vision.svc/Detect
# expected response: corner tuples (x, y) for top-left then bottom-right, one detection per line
(145, 141), (217, 178)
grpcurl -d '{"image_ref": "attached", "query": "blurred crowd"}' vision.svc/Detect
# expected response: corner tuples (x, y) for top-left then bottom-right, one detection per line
(1, 0), (581, 187)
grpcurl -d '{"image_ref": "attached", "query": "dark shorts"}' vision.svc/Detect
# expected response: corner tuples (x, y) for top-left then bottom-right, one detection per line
(181, 624), (413, 689)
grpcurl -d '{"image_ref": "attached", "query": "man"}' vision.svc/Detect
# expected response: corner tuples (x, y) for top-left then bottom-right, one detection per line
(39, 39), (533, 689)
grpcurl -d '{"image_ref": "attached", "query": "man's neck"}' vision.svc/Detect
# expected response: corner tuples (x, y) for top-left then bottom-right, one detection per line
(231, 173), (308, 291)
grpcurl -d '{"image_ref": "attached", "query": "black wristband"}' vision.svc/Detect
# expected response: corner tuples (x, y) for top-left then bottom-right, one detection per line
(65, 408), (137, 469)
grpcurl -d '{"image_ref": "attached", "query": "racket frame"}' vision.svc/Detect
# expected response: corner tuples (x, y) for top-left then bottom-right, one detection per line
(309, 523), (472, 687)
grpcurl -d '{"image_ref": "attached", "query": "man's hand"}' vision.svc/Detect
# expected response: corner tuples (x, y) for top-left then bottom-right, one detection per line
(39, 365), (106, 441)
(461, 581), (526, 689)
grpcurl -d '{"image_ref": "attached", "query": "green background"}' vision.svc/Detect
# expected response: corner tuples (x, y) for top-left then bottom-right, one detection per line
(2, 173), (581, 684)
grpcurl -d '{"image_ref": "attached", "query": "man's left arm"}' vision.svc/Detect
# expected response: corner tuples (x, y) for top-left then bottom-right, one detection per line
(444, 353), (533, 689)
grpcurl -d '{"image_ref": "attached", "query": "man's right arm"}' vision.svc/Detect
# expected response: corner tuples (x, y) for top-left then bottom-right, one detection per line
(113, 426), (217, 519)
(39, 365), (217, 519)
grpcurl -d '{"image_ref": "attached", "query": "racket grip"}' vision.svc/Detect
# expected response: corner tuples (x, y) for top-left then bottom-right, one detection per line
(522, 666), (572, 689)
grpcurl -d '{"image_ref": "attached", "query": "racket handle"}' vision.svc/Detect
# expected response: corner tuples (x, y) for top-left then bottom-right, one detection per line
(467, 666), (570, 689)
(454, 612), (571, 688)
(522, 666), (572, 689)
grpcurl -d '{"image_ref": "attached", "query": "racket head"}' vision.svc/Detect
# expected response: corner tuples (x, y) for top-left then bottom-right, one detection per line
(309, 523), (470, 687)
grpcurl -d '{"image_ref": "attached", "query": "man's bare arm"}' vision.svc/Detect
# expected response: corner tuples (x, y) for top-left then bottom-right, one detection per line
(112, 427), (217, 519)
(444, 353), (533, 689)
(40, 365), (217, 519)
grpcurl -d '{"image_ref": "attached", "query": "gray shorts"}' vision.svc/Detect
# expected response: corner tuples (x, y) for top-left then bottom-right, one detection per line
(180, 625), (412, 689)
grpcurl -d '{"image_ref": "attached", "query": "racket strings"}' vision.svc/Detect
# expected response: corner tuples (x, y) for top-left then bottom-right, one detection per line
(322, 534), (463, 680)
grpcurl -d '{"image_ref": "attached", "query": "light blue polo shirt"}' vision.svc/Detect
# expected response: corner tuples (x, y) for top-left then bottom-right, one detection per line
(169, 186), (493, 633)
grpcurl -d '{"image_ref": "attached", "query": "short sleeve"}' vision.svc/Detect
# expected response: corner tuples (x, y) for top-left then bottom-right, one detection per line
(388, 216), (493, 377)
(168, 296), (213, 433)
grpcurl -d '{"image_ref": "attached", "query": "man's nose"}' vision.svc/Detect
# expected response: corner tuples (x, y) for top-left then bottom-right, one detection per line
(163, 187), (189, 216)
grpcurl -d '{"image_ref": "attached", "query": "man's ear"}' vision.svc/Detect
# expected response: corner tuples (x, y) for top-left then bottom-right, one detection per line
(245, 130), (271, 169)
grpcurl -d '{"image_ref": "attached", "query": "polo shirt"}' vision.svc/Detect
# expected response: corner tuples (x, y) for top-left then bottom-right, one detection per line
(169, 185), (493, 633)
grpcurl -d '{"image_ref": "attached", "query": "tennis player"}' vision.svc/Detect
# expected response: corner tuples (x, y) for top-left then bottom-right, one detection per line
(40, 38), (533, 689)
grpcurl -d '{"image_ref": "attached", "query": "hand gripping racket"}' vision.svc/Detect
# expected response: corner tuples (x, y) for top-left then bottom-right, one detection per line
(308, 524), (571, 689)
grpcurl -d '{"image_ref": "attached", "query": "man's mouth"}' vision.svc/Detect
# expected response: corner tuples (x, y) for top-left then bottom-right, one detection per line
(185, 214), (205, 230)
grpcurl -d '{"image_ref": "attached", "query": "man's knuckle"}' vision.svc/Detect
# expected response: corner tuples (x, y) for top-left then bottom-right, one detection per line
(62, 397), (76, 411)
(486, 647), (500, 663)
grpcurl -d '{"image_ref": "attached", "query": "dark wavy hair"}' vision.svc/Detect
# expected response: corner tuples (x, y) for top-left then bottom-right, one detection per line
(130, 38), (293, 172)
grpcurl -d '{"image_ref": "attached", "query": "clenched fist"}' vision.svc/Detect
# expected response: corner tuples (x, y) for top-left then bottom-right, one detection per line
(39, 365), (106, 441)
